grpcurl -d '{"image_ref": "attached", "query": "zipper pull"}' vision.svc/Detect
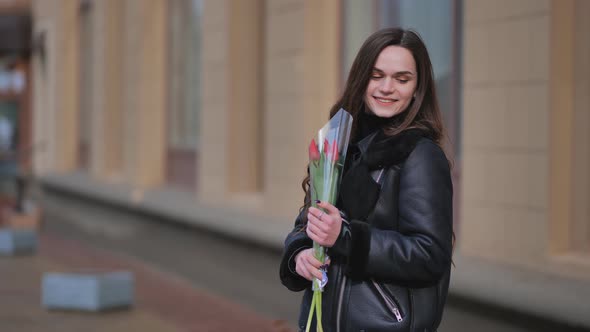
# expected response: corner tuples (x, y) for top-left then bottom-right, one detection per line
(393, 307), (402, 322)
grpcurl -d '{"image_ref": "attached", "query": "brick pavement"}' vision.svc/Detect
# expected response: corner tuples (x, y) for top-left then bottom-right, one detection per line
(0, 232), (293, 332)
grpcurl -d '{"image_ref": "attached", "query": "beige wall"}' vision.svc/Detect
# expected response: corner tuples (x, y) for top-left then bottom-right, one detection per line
(89, 0), (124, 180)
(32, 0), (80, 174)
(199, 0), (339, 217)
(122, 0), (167, 188)
(32, 0), (340, 218)
(461, 0), (551, 265)
(199, 0), (265, 202)
(32, 0), (56, 175)
(32, 0), (167, 188)
(263, 0), (308, 216)
(461, 0), (590, 277)
(199, 0), (230, 201)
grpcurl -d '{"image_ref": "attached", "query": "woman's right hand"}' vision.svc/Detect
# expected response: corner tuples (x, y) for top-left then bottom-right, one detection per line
(295, 248), (330, 281)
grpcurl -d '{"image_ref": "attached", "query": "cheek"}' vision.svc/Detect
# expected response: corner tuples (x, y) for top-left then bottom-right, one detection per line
(365, 82), (376, 97)
(364, 85), (374, 103)
(402, 86), (417, 100)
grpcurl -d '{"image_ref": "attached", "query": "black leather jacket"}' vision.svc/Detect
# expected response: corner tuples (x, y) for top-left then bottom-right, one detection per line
(280, 133), (454, 332)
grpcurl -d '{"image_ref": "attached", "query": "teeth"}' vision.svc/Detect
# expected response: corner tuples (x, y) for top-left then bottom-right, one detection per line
(376, 97), (394, 103)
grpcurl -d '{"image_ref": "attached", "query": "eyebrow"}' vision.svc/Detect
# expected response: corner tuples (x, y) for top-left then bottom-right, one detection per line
(372, 68), (415, 76)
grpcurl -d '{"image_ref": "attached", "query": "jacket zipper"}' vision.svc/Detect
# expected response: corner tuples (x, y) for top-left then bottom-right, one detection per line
(371, 169), (402, 322)
(374, 169), (385, 183)
(371, 280), (403, 322)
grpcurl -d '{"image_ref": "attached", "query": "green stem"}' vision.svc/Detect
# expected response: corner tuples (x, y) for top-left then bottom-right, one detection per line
(316, 290), (324, 332)
(305, 292), (316, 332)
(329, 168), (339, 204)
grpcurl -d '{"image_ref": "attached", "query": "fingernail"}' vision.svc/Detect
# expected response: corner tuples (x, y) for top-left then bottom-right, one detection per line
(315, 200), (321, 204)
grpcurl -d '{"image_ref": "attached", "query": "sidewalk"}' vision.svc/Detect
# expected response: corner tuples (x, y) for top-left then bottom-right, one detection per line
(1, 232), (293, 332)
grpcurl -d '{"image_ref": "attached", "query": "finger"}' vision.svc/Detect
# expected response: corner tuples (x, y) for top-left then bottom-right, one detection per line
(316, 200), (339, 216)
(308, 212), (330, 232)
(297, 263), (312, 281)
(295, 261), (303, 276)
(306, 223), (319, 243)
(308, 206), (321, 216)
(305, 253), (324, 269)
(306, 226), (321, 244)
(311, 266), (323, 280)
(300, 248), (324, 269)
(298, 256), (322, 281)
(308, 208), (327, 222)
(303, 257), (324, 280)
(306, 222), (327, 243)
(296, 254), (313, 280)
(307, 212), (319, 224)
(301, 263), (314, 281)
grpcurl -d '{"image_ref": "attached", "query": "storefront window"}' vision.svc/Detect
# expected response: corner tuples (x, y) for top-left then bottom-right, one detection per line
(78, 0), (93, 170)
(166, 0), (202, 190)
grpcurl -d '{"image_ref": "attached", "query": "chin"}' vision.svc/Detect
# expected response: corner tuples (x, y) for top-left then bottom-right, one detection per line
(370, 108), (401, 119)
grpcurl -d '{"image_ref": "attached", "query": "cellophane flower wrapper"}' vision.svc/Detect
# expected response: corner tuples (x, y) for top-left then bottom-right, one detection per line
(305, 108), (353, 332)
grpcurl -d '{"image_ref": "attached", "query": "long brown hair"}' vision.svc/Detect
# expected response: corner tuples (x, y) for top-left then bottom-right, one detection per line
(300, 27), (447, 215)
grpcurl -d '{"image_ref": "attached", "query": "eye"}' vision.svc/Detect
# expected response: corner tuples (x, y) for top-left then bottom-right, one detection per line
(397, 78), (409, 84)
(371, 71), (383, 79)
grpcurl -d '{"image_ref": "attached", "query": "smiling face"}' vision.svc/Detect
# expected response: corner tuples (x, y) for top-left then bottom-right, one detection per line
(364, 45), (418, 119)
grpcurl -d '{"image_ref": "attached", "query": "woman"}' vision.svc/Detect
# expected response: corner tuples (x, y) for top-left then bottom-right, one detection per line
(279, 27), (454, 332)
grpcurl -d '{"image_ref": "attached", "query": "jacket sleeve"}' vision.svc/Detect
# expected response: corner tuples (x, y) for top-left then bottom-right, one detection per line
(279, 209), (313, 291)
(345, 140), (453, 284)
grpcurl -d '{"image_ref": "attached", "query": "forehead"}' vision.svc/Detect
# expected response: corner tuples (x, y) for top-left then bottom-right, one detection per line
(374, 45), (416, 73)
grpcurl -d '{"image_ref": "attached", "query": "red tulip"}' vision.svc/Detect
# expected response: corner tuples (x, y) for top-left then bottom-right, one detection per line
(323, 139), (330, 156)
(330, 141), (339, 162)
(309, 139), (320, 161)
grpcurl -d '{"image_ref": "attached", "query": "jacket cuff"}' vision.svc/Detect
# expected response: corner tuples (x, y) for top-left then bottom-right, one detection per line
(328, 213), (351, 258)
(346, 220), (371, 280)
(280, 234), (312, 291)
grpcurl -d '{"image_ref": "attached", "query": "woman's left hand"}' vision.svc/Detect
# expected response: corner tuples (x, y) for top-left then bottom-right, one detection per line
(307, 201), (342, 247)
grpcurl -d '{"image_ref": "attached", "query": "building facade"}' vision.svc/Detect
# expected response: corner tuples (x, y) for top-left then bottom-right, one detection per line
(27, 0), (590, 327)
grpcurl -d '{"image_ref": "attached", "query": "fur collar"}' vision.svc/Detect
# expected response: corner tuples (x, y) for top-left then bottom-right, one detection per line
(362, 128), (428, 170)
(339, 128), (428, 221)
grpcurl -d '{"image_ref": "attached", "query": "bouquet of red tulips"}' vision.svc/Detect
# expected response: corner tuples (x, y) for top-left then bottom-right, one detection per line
(306, 109), (353, 332)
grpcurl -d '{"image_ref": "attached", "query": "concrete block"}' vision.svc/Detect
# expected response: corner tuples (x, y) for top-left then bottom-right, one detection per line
(42, 271), (134, 311)
(0, 229), (37, 255)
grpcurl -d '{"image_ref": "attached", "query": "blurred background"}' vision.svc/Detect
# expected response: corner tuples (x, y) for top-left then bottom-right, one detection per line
(0, 0), (589, 331)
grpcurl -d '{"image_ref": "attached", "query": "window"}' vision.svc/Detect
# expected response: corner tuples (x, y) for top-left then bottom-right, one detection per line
(572, 0), (590, 252)
(550, 0), (590, 255)
(166, 0), (202, 190)
(78, 0), (93, 170)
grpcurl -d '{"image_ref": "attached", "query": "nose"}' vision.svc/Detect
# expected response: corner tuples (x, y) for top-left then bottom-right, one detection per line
(379, 77), (395, 94)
